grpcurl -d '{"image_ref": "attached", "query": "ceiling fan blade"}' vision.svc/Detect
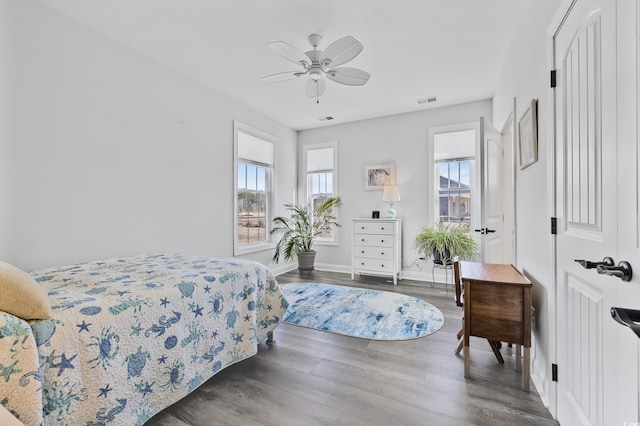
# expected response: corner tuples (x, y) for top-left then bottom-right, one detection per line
(322, 36), (364, 67)
(326, 67), (370, 86)
(305, 79), (326, 98)
(268, 41), (310, 66)
(260, 71), (303, 83)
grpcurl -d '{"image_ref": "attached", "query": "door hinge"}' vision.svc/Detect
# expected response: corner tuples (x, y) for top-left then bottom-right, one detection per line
(550, 70), (557, 88)
(551, 217), (558, 235)
(552, 363), (558, 381)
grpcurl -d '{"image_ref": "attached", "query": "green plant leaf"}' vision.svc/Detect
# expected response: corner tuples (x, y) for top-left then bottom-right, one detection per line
(413, 221), (477, 262)
(271, 196), (342, 263)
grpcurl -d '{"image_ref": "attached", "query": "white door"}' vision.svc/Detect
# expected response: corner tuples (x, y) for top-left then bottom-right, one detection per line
(554, 0), (621, 424)
(614, 0), (640, 421)
(479, 117), (504, 263)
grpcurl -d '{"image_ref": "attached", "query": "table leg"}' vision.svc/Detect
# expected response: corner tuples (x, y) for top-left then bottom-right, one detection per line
(515, 344), (522, 371)
(463, 280), (471, 378)
(464, 335), (470, 377)
(522, 346), (530, 391)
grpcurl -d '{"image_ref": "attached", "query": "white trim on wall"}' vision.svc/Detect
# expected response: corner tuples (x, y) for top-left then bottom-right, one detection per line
(302, 141), (340, 247)
(233, 120), (277, 256)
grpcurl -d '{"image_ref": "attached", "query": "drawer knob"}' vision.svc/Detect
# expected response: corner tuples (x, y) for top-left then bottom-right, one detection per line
(381, 264), (385, 267)
(381, 240), (384, 243)
(381, 227), (385, 230)
(361, 226), (365, 229)
(361, 250), (365, 254)
(361, 262), (365, 266)
(361, 238), (365, 242)
(381, 252), (384, 255)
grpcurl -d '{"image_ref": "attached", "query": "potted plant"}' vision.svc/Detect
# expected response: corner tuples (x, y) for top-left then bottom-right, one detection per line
(414, 221), (477, 265)
(271, 197), (341, 271)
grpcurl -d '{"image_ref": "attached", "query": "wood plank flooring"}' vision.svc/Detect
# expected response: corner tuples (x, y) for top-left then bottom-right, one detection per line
(146, 270), (558, 426)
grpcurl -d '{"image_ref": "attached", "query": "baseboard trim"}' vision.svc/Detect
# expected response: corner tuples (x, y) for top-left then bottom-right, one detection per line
(314, 263), (352, 274)
(530, 332), (551, 410)
(274, 262), (453, 285)
(270, 263), (297, 276)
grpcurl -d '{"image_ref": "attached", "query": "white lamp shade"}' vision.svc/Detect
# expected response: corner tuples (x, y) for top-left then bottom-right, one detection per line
(382, 185), (401, 202)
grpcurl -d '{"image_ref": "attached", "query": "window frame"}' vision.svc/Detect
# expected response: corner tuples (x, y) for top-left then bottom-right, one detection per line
(428, 122), (480, 229)
(233, 121), (276, 256)
(303, 141), (339, 246)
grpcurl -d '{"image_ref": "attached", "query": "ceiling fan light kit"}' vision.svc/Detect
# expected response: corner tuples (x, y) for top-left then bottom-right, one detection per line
(261, 33), (370, 103)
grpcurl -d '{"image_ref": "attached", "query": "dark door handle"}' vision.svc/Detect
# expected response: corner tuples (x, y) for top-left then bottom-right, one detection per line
(597, 261), (633, 282)
(574, 257), (615, 269)
(611, 307), (640, 338)
(474, 227), (496, 235)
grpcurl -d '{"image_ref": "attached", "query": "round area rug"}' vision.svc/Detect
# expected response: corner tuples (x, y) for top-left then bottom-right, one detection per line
(280, 282), (444, 340)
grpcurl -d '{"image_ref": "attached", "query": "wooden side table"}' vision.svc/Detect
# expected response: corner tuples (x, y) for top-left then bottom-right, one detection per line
(460, 261), (532, 391)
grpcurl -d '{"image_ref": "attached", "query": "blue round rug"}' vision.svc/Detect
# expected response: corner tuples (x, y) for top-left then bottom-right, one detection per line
(280, 283), (444, 340)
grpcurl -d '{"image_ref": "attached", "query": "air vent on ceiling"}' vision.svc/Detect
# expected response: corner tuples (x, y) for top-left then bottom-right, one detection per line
(417, 97), (437, 104)
(318, 116), (334, 121)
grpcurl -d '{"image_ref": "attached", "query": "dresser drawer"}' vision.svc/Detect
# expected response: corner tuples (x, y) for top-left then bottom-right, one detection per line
(351, 218), (402, 285)
(353, 222), (394, 235)
(354, 234), (395, 247)
(353, 246), (394, 260)
(352, 258), (395, 273)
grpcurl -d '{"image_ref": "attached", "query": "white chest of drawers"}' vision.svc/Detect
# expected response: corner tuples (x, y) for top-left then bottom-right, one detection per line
(351, 218), (402, 285)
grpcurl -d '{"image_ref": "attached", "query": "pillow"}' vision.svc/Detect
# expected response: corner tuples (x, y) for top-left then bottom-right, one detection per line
(0, 261), (52, 320)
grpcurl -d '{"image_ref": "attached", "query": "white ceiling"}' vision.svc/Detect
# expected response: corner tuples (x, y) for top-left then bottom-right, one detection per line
(36, 0), (524, 130)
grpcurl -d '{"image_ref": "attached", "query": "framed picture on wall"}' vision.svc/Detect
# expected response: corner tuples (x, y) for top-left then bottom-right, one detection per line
(364, 163), (395, 190)
(519, 99), (538, 170)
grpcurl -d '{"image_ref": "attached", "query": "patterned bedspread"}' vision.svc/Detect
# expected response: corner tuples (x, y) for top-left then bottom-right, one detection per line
(0, 254), (288, 425)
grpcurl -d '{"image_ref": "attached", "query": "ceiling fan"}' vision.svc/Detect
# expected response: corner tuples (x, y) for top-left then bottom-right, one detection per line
(260, 34), (370, 103)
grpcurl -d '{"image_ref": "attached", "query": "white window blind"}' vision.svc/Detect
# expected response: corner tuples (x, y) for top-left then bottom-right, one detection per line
(434, 129), (475, 161)
(238, 130), (274, 165)
(306, 147), (334, 171)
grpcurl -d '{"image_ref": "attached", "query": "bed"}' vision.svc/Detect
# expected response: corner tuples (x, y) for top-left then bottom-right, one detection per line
(0, 253), (288, 425)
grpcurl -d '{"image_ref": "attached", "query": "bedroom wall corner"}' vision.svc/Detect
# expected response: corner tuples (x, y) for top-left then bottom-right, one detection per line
(492, 0), (562, 414)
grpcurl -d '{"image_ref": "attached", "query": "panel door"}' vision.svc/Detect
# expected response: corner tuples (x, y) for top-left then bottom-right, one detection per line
(554, 0), (620, 424)
(480, 117), (504, 263)
(615, 0), (640, 421)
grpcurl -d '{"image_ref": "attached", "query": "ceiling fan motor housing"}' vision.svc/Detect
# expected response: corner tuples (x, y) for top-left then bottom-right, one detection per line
(308, 33), (322, 48)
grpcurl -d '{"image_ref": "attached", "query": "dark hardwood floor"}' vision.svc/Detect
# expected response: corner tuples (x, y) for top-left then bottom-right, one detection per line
(147, 270), (558, 426)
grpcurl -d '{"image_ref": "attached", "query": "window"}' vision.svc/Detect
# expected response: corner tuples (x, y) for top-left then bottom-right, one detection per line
(304, 142), (338, 243)
(438, 161), (472, 224)
(432, 128), (477, 228)
(234, 121), (275, 255)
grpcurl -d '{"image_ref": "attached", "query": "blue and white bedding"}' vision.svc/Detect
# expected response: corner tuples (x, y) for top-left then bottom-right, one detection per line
(0, 253), (288, 425)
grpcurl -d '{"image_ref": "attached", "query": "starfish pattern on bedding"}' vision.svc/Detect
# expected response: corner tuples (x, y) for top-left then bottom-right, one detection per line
(53, 353), (77, 376)
(77, 320), (91, 333)
(98, 384), (112, 398)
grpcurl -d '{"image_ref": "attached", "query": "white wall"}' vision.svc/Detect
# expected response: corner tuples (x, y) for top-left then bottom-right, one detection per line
(298, 100), (492, 275)
(492, 0), (561, 412)
(0, 0), (297, 271)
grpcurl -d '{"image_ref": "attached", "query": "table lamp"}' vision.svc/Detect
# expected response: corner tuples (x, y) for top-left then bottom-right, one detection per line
(382, 185), (401, 218)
